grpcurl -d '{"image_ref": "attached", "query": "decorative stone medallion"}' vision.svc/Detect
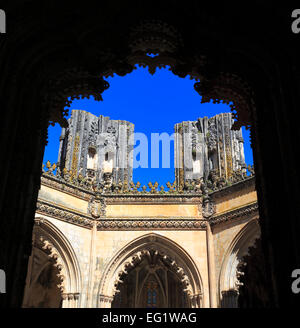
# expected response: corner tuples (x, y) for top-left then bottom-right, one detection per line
(88, 196), (106, 219)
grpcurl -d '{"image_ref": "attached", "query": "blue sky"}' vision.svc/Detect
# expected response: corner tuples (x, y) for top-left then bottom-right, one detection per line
(44, 65), (253, 187)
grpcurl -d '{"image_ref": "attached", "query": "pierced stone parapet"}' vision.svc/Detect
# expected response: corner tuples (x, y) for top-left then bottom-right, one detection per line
(42, 161), (254, 196)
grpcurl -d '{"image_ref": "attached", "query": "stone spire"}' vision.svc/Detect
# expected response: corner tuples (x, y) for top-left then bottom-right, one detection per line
(174, 112), (245, 188)
(58, 110), (134, 185)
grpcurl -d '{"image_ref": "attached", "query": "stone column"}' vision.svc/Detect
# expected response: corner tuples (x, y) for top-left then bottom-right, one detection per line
(220, 290), (239, 308)
(99, 294), (113, 308)
(206, 222), (217, 308)
(73, 293), (80, 307)
(190, 293), (202, 308)
(61, 292), (80, 308)
(61, 293), (69, 308)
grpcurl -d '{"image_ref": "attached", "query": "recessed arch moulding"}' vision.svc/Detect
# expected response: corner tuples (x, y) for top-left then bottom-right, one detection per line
(97, 233), (204, 308)
(22, 218), (82, 308)
(218, 219), (261, 308)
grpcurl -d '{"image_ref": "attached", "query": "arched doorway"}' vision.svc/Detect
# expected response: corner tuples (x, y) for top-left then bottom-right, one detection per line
(111, 249), (190, 308)
(98, 233), (203, 308)
(218, 219), (260, 307)
(22, 246), (63, 308)
(22, 218), (82, 308)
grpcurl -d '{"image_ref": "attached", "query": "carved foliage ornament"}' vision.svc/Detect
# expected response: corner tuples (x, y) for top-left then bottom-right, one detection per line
(36, 201), (94, 228)
(42, 160), (254, 200)
(33, 231), (66, 293)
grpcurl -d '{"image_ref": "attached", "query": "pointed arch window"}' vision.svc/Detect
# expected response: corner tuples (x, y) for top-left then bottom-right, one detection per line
(87, 147), (97, 170)
(146, 281), (158, 308)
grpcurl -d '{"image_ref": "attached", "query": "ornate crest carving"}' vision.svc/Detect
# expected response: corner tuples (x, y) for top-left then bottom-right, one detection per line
(202, 195), (216, 219)
(88, 196), (106, 219)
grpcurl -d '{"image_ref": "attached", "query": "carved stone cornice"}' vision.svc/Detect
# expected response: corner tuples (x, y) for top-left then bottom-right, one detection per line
(209, 176), (255, 200)
(41, 175), (94, 201)
(209, 202), (258, 227)
(96, 219), (207, 231)
(36, 199), (207, 230)
(36, 200), (94, 229)
(104, 195), (203, 205)
(37, 186), (257, 230)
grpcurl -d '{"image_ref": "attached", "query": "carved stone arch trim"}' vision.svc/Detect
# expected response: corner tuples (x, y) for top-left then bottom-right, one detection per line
(218, 218), (260, 307)
(194, 72), (256, 130)
(28, 248), (60, 289)
(98, 233), (204, 308)
(31, 217), (82, 305)
(113, 249), (190, 304)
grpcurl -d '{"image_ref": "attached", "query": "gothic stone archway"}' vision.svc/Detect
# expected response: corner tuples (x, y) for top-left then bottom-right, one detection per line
(1, 2), (300, 307)
(111, 249), (190, 308)
(22, 244), (63, 308)
(98, 233), (203, 308)
(22, 218), (82, 308)
(219, 219), (261, 307)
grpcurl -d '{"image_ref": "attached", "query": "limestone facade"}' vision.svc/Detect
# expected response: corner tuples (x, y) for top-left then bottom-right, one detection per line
(22, 169), (259, 308)
(22, 109), (259, 308)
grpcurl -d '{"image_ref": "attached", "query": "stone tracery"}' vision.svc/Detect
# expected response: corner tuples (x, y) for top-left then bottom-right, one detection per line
(40, 20), (249, 136)
(112, 249), (193, 299)
(218, 219), (260, 307)
(194, 73), (255, 130)
(33, 233), (66, 294)
(22, 218), (82, 308)
(98, 233), (203, 308)
(44, 68), (109, 128)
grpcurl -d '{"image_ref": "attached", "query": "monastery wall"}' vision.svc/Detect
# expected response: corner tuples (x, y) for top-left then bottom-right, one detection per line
(31, 176), (258, 307)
